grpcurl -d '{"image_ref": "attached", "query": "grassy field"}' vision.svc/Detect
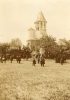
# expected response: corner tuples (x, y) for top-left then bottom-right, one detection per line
(0, 59), (70, 100)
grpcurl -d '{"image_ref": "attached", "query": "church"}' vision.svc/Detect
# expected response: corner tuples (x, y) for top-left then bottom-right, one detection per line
(27, 11), (47, 51)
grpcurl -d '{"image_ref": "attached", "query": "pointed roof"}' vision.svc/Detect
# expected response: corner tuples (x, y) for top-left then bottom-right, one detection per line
(28, 28), (35, 31)
(35, 11), (46, 22)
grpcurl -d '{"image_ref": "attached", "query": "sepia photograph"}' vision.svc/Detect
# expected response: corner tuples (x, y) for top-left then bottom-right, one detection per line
(0, 0), (70, 100)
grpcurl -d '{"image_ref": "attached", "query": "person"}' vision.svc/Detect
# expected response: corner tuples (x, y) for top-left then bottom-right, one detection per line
(40, 56), (45, 67)
(16, 55), (21, 63)
(37, 55), (40, 64)
(32, 56), (36, 66)
(60, 53), (66, 65)
(55, 52), (61, 63)
(10, 55), (14, 63)
(1, 55), (6, 63)
(0, 56), (1, 63)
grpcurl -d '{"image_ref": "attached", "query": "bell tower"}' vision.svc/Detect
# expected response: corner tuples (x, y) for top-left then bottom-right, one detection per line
(34, 11), (47, 37)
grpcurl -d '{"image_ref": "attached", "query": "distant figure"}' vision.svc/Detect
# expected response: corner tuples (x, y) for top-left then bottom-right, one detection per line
(38, 57), (40, 64)
(55, 53), (61, 63)
(37, 55), (40, 64)
(1, 55), (6, 63)
(10, 55), (14, 63)
(40, 56), (45, 67)
(32, 56), (36, 66)
(16, 55), (21, 63)
(55, 50), (66, 65)
(0, 57), (1, 62)
(60, 53), (66, 65)
(33, 58), (36, 66)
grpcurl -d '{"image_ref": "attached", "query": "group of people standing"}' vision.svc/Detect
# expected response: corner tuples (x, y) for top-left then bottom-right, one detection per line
(32, 54), (45, 67)
(0, 55), (21, 63)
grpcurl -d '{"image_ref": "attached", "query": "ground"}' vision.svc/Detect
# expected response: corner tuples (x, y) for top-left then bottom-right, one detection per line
(0, 59), (70, 100)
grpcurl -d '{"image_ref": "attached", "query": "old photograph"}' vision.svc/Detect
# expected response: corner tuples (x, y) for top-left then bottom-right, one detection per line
(0, 0), (70, 100)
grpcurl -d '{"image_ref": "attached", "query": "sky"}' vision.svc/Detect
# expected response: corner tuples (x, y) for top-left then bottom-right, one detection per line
(0, 0), (70, 44)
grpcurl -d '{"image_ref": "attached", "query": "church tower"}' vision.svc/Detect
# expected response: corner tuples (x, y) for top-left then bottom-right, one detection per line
(34, 11), (47, 37)
(27, 11), (47, 50)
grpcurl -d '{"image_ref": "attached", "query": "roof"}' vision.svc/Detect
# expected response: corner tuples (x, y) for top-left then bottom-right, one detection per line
(35, 11), (46, 22)
(28, 28), (35, 31)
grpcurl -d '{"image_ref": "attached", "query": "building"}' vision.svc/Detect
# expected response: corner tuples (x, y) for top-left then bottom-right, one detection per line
(27, 11), (47, 51)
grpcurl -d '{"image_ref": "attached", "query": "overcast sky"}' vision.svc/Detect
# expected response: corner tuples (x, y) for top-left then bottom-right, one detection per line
(0, 0), (70, 44)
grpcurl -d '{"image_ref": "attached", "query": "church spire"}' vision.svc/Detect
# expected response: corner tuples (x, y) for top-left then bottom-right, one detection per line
(34, 11), (47, 36)
(36, 11), (46, 22)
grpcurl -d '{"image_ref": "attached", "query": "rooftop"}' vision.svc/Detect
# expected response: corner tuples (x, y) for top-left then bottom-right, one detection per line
(35, 11), (47, 23)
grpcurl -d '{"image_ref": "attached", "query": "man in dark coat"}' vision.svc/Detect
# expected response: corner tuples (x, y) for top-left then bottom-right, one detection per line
(32, 55), (36, 66)
(40, 56), (45, 67)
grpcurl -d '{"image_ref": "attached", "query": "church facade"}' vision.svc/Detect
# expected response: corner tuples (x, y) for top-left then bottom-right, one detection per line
(27, 11), (47, 51)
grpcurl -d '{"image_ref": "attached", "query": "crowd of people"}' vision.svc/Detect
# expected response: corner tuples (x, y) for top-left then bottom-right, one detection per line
(0, 48), (67, 66)
(0, 55), (22, 63)
(0, 53), (46, 67)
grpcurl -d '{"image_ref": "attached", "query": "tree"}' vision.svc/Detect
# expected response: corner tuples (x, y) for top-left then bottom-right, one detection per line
(39, 36), (58, 58)
(0, 42), (10, 56)
(59, 39), (70, 50)
(10, 38), (22, 49)
(22, 46), (32, 59)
